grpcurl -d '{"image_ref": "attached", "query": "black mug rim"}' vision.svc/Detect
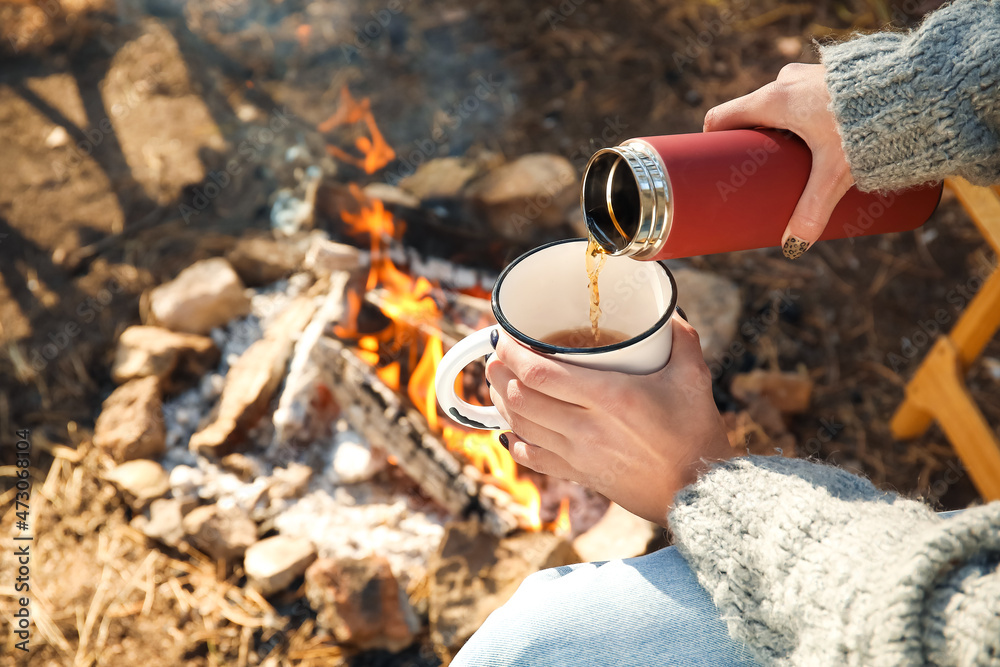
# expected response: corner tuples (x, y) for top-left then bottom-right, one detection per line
(491, 238), (678, 355)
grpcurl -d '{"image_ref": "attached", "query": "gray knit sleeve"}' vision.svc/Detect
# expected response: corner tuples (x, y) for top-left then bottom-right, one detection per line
(668, 456), (1000, 666)
(820, 0), (1000, 191)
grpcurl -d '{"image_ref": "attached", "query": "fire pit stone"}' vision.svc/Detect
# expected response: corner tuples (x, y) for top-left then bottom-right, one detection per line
(465, 153), (577, 243)
(148, 257), (252, 335)
(428, 519), (580, 662)
(182, 503), (258, 562)
(104, 459), (171, 510)
(244, 535), (318, 597)
(94, 375), (166, 462)
(111, 325), (219, 388)
(304, 556), (420, 652)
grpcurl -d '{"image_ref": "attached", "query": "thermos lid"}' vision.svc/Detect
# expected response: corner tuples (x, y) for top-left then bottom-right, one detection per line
(581, 139), (672, 259)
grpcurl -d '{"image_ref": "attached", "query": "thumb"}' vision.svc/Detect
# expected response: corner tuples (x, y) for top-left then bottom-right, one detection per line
(781, 149), (853, 260)
(665, 313), (710, 376)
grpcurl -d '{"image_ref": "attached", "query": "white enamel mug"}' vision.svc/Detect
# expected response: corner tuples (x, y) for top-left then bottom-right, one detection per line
(435, 238), (678, 430)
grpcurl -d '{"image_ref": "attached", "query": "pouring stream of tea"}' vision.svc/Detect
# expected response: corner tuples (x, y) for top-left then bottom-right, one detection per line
(585, 236), (607, 345)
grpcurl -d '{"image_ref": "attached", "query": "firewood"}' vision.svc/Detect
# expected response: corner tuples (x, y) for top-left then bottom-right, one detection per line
(321, 335), (523, 536)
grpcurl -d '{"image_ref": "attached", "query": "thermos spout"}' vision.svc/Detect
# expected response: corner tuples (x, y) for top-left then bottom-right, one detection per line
(581, 140), (672, 259)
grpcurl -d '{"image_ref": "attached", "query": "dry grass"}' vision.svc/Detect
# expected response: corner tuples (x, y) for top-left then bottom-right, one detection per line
(0, 437), (344, 666)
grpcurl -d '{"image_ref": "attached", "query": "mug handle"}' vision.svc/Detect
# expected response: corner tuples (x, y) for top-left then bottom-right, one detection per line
(435, 325), (510, 431)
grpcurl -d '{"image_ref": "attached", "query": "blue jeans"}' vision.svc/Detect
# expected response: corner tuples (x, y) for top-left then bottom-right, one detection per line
(455, 510), (967, 665)
(453, 545), (761, 667)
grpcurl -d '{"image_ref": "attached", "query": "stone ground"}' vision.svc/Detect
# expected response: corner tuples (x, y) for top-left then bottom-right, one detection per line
(2, 0), (999, 665)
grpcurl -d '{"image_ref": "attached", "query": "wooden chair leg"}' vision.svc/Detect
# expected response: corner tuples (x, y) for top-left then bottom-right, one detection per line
(891, 179), (1000, 501)
(890, 338), (1000, 501)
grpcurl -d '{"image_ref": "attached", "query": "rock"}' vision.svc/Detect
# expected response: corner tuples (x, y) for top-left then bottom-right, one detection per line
(327, 431), (384, 485)
(731, 369), (813, 414)
(398, 157), (481, 201)
(169, 464), (204, 500)
(137, 497), (188, 548)
(362, 183), (420, 209)
(149, 258), (252, 335)
(182, 503), (257, 561)
(304, 237), (363, 277)
(244, 536), (317, 596)
(465, 154), (577, 242)
(189, 298), (317, 457)
(45, 126), (70, 148)
(268, 462), (313, 501)
(111, 325), (219, 387)
(669, 266), (742, 364)
(305, 556), (420, 652)
(226, 235), (305, 287)
(776, 36), (802, 59)
(572, 502), (661, 562)
(220, 453), (260, 482)
(105, 460), (170, 509)
(94, 376), (166, 461)
(428, 519), (579, 662)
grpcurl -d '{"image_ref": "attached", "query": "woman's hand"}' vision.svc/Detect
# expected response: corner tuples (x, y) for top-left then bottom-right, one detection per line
(486, 316), (733, 526)
(704, 63), (853, 259)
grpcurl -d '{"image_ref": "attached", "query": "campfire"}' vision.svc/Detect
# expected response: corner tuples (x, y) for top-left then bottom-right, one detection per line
(75, 84), (619, 661)
(312, 87), (578, 532)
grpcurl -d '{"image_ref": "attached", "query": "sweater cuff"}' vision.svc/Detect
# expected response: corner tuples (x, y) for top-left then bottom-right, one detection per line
(669, 456), (1000, 665)
(820, 0), (1000, 191)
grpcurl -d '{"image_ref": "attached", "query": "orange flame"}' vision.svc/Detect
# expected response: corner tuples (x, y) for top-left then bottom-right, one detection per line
(550, 497), (571, 537)
(323, 92), (543, 531)
(319, 87), (395, 174)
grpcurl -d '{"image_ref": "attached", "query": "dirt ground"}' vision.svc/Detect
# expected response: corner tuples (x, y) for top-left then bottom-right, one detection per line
(2, 0), (997, 665)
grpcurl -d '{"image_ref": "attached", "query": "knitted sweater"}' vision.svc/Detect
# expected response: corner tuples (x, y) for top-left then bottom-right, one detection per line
(669, 457), (1000, 666)
(820, 0), (1000, 192)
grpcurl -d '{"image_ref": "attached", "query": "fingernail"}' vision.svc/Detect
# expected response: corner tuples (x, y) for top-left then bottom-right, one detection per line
(782, 236), (810, 260)
(675, 306), (688, 322)
(490, 329), (499, 349)
(499, 433), (509, 450)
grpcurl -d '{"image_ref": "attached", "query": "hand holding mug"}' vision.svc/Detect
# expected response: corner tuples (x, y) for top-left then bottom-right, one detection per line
(434, 238), (732, 525)
(487, 316), (732, 526)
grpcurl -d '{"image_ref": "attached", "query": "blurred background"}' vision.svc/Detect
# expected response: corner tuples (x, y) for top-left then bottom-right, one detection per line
(2, 0), (997, 665)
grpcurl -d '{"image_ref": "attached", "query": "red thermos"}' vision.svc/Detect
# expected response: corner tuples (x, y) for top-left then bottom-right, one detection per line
(581, 129), (943, 260)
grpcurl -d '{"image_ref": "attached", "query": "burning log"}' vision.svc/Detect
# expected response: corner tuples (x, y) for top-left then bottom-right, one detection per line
(320, 334), (525, 536)
(363, 288), (469, 348)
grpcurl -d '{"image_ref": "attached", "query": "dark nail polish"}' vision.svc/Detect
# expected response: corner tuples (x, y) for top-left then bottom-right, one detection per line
(675, 306), (688, 322)
(490, 329), (499, 349)
(499, 433), (509, 450)
(782, 236), (810, 260)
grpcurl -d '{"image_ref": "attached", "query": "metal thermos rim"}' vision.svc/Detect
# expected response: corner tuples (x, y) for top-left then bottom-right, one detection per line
(581, 139), (672, 259)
